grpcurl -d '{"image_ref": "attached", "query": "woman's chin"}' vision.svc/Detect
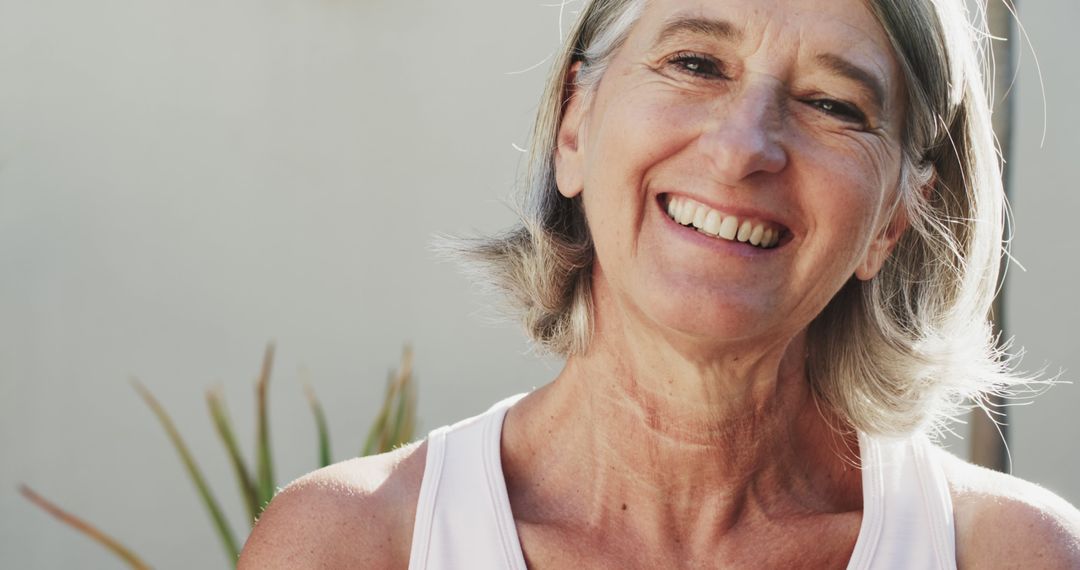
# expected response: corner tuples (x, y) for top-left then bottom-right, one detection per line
(637, 295), (790, 351)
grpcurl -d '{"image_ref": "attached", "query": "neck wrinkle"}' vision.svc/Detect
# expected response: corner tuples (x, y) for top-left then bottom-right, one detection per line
(513, 318), (861, 546)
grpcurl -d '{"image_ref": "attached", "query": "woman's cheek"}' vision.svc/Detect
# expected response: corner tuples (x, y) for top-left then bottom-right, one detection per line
(587, 94), (693, 192)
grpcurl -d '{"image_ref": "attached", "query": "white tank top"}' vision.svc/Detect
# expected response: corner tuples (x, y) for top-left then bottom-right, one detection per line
(407, 393), (958, 569)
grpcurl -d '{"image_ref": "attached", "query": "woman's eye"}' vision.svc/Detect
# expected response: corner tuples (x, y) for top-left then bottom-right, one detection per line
(667, 52), (727, 79)
(807, 99), (868, 125)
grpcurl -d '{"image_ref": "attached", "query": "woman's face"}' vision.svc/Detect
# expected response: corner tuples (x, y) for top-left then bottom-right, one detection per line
(556, 0), (908, 347)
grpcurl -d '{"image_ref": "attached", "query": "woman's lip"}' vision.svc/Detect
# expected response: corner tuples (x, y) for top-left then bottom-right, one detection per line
(656, 193), (794, 249)
(655, 196), (790, 256)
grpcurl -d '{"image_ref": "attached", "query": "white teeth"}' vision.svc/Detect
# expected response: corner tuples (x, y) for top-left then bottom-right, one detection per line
(666, 196), (781, 249)
(736, 220), (753, 242)
(692, 207), (707, 229)
(703, 210), (722, 235)
(678, 203), (695, 226)
(717, 216), (739, 240)
(749, 225), (764, 246)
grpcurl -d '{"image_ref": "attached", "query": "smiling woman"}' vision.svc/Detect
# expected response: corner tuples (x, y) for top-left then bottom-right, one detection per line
(238, 0), (1080, 569)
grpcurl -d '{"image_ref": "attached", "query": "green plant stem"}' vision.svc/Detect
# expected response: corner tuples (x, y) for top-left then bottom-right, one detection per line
(390, 345), (416, 449)
(363, 345), (416, 455)
(402, 371), (417, 444)
(389, 378), (410, 448)
(304, 381), (333, 467)
(19, 484), (153, 570)
(377, 372), (398, 453)
(255, 343), (276, 510)
(362, 373), (397, 457)
(131, 379), (240, 563)
(206, 388), (260, 523)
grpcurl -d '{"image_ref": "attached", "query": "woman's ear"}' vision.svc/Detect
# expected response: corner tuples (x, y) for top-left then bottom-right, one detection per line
(855, 203), (908, 281)
(555, 62), (587, 199)
(855, 169), (935, 281)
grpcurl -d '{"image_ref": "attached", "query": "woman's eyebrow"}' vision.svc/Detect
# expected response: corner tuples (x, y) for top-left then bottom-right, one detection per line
(653, 16), (888, 110)
(654, 16), (743, 45)
(814, 53), (887, 110)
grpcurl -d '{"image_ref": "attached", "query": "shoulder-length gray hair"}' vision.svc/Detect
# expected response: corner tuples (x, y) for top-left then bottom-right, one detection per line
(451, 0), (1026, 436)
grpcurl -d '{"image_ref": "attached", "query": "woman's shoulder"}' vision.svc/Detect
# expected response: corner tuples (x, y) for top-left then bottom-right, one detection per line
(935, 447), (1080, 569)
(237, 440), (428, 570)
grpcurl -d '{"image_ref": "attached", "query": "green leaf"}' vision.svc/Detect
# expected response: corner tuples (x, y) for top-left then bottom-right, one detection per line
(131, 379), (240, 563)
(19, 484), (153, 570)
(362, 373), (397, 457)
(364, 345), (417, 455)
(391, 345), (417, 449)
(206, 387), (259, 524)
(389, 376), (410, 449)
(254, 343), (276, 511)
(401, 369), (418, 444)
(303, 380), (332, 468)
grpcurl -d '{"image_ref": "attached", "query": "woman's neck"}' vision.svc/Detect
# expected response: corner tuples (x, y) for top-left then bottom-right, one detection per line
(501, 303), (862, 552)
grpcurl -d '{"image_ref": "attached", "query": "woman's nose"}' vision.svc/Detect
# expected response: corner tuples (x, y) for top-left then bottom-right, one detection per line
(698, 86), (788, 184)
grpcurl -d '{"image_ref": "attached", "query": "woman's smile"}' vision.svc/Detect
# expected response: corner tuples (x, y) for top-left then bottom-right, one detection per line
(653, 194), (792, 265)
(661, 194), (789, 250)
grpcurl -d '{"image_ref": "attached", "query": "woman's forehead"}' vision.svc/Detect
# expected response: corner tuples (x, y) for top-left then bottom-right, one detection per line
(634, 0), (891, 43)
(633, 0), (896, 69)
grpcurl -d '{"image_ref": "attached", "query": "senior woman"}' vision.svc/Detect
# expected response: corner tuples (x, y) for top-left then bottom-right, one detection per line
(240, 0), (1080, 567)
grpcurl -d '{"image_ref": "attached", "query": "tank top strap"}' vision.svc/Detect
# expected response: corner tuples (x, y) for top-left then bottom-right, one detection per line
(407, 423), (448, 570)
(408, 393), (528, 570)
(851, 432), (957, 569)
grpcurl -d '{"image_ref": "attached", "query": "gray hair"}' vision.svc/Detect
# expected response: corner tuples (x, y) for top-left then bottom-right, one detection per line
(449, 0), (1029, 436)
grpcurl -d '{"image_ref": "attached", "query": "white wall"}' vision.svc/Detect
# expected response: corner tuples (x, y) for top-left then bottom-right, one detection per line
(0, 1), (1076, 567)
(996, 0), (1080, 508)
